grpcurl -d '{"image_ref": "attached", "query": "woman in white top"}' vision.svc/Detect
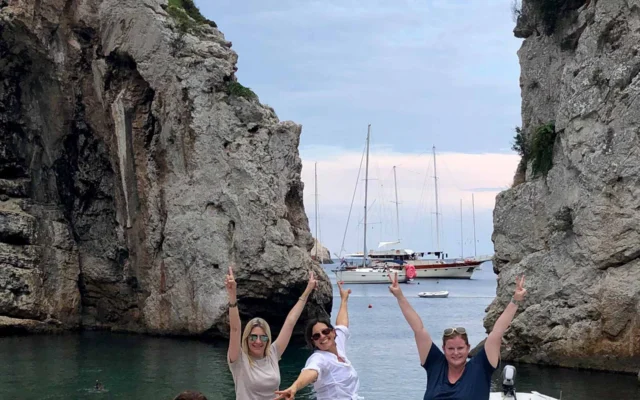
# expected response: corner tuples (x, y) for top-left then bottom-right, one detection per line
(274, 281), (359, 400)
(226, 265), (317, 400)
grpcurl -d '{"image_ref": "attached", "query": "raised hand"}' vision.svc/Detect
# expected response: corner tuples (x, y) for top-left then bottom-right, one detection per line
(273, 386), (296, 399)
(303, 270), (318, 296)
(387, 272), (403, 297)
(336, 280), (351, 300)
(513, 275), (526, 302)
(225, 266), (237, 298)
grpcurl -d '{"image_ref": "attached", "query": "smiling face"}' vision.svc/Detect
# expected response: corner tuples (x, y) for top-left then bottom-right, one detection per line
(247, 326), (268, 358)
(442, 336), (470, 368)
(310, 322), (336, 352)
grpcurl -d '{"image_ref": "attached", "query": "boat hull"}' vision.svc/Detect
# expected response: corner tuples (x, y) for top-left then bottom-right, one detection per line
(413, 264), (478, 279)
(404, 259), (483, 279)
(418, 291), (449, 298)
(369, 257), (484, 279)
(332, 269), (407, 284)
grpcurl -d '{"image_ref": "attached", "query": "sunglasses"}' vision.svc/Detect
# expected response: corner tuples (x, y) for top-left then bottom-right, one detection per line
(311, 328), (333, 341)
(443, 327), (467, 336)
(248, 334), (269, 343)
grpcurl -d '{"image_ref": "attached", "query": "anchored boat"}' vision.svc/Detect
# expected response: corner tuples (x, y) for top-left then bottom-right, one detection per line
(418, 290), (449, 298)
(333, 266), (408, 284)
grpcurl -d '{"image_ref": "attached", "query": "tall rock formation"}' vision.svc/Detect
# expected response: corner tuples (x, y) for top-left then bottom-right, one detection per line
(488, 0), (640, 373)
(0, 0), (332, 336)
(310, 238), (333, 264)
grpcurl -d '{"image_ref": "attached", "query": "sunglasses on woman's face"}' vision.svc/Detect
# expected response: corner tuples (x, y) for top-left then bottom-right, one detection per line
(443, 327), (466, 336)
(248, 334), (269, 343)
(311, 328), (333, 341)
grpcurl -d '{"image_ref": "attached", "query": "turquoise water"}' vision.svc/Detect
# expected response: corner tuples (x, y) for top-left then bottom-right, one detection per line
(0, 265), (638, 399)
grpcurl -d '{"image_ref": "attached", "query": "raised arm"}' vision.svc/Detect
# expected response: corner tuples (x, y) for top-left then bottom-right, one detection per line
(335, 281), (351, 327)
(273, 369), (319, 399)
(226, 266), (242, 363)
(273, 270), (317, 355)
(485, 275), (527, 368)
(388, 272), (432, 365)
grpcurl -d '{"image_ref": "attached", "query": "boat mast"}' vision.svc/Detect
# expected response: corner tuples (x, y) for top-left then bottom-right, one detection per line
(393, 165), (400, 242)
(472, 193), (477, 257)
(363, 125), (371, 267)
(433, 146), (441, 253)
(460, 199), (464, 258)
(314, 162), (319, 261)
(362, 125), (371, 267)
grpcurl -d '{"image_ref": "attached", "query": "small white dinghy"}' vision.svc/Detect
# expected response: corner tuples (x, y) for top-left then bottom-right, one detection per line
(490, 366), (559, 400)
(418, 290), (449, 298)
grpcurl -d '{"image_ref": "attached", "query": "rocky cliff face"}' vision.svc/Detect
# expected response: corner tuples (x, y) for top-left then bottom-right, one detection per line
(0, 0), (332, 336)
(310, 238), (332, 264)
(488, 0), (640, 373)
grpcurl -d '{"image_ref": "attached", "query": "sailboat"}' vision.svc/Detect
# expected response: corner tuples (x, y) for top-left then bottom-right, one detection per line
(333, 125), (407, 284)
(365, 146), (490, 279)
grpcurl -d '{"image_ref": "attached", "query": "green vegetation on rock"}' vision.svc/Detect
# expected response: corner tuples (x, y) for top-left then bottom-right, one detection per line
(512, 122), (557, 185)
(166, 0), (216, 34)
(226, 81), (258, 101)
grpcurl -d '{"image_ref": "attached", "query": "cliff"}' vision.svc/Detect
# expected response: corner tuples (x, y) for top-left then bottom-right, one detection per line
(0, 0), (332, 336)
(488, 0), (640, 373)
(309, 238), (333, 264)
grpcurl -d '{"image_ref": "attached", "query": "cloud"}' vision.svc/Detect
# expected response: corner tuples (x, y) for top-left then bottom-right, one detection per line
(301, 145), (519, 210)
(300, 145), (519, 256)
(200, 0), (523, 153)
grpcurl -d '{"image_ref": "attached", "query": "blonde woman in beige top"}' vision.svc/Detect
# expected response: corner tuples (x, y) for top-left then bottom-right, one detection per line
(225, 265), (317, 400)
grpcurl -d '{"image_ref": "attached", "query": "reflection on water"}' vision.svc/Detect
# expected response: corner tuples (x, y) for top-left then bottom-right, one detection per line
(0, 265), (638, 399)
(0, 332), (314, 400)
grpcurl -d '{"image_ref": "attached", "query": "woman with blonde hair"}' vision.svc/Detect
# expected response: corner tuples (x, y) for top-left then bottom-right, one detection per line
(225, 265), (317, 400)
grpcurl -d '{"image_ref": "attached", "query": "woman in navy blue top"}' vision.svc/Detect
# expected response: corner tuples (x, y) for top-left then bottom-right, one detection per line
(388, 273), (527, 400)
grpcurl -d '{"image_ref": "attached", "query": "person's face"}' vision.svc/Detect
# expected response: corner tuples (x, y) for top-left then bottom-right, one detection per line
(247, 326), (268, 357)
(310, 323), (335, 351)
(443, 336), (470, 368)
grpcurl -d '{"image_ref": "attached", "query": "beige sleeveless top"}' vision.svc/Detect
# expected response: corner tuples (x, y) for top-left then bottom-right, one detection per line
(228, 343), (281, 400)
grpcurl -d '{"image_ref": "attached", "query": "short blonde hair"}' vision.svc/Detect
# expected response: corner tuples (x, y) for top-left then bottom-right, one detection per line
(241, 317), (273, 367)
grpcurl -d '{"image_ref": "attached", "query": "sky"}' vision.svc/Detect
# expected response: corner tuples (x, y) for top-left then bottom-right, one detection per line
(196, 0), (523, 258)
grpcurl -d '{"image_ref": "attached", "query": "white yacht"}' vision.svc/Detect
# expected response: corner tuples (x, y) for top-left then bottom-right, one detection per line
(332, 266), (407, 284)
(342, 146), (493, 279)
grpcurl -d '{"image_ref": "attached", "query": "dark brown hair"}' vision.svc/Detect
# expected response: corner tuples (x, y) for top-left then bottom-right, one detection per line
(173, 391), (207, 400)
(305, 318), (335, 349)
